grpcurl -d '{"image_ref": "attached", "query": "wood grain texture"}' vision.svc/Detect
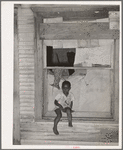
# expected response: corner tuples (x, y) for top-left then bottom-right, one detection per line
(114, 39), (119, 122)
(20, 122), (118, 145)
(19, 50), (34, 54)
(13, 10), (20, 145)
(40, 23), (119, 39)
(34, 15), (43, 121)
(18, 45), (34, 49)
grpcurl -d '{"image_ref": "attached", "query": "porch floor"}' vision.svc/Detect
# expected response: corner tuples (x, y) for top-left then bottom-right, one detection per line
(20, 121), (118, 146)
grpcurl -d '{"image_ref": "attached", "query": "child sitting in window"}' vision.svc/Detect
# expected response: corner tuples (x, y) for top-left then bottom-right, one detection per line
(53, 81), (75, 135)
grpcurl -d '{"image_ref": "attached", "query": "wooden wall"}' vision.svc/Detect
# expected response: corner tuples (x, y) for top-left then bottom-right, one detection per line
(14, 7), (120, 144)
(18, 7), (35, 123)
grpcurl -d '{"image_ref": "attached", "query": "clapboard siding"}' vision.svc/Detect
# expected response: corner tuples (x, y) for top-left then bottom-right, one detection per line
(18, 7), (35, 123)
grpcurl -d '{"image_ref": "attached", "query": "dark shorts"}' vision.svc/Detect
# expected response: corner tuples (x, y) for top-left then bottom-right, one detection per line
(55, 107), (73, 113)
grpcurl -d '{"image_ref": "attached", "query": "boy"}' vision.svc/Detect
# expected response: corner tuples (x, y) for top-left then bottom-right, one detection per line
(53, 81), (74, 135)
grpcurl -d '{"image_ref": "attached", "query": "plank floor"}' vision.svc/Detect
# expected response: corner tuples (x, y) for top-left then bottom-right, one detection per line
(20, 121), (118, 146)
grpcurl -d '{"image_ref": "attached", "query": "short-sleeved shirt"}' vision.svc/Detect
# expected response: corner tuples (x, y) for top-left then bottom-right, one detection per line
(54, 92), (75, 110)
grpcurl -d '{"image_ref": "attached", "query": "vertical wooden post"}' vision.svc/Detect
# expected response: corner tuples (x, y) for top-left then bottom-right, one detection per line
(13, 11), (20, 145)
(34, 14), (43, 121)
(114, 39), (119, 122)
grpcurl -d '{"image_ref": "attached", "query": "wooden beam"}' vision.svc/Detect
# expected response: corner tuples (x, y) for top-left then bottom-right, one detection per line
(40, 23), (119, 40)
(34, 15), (43, 121)
(32, 5), (119, 13)
(37, 11), (109, 21)
(31, 5), (119, 20)
(13, 12), (20, 145)
(113, 39), (119, 122)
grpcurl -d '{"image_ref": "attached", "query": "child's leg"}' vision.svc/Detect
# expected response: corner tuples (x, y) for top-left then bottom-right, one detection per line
(65, 107), (73, 127)
(53, 108), (62, 135)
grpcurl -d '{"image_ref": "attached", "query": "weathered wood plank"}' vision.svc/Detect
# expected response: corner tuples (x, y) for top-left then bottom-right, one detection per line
(19, 42), (34, 45)
(18, 28), (34, 33)
(19, 57), (34, 61)
(45, 111), (111, 118)
(20, 95), (35, 99)
(18, 33), (34, 42)
(19, 59), (34, 63)
(19, 83), (34, 86)
(20, 103), (34, 107)
(21, 139), (118, 145)
(20, 122), (118, 130)
(18, 19), (34, 25)
(20, 99), (34, 103)
(20, 91), (35, 95)
(19, 50), (34, 54)
(19, 66), (34, 70)
(20, 119), (34, 123)
(18, 45), (34, 49)
(19, 70), (34, 74)
(19, 78), (34, 82)
(13, 11), (20, 145)
(19, 62), (34, 67)
(20, 111), (34, 115)
(18, 16), (34, 21)
(40, 23), (119, 39)
(19, 86), (34, 91)
(18, 25), (34, 29)
(34, 16), (43, 121)
(20, 107), (34, 111)
(19, 74), (34, 78)
(114, 39), (119, 122)
(19, 55), (34, 58)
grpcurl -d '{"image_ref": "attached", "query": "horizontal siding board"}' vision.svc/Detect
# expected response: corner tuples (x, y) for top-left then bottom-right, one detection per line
(18, 20), (34, 25)
(20, 103), (34, 107)
(20, 119), (34, 123)
(19, 86), (34, 91)
(19, 74), (34, 78)
(18, 28), (34, 32)
(20, 95), (35, 99)
(20, 107), (34, 111)
(18, 45), (34, 49)
(20, 111), (34, 115)
(18, 34), (34, 42)
(18, 16), (34, 20)
(20, 99), (34, 103)
(19, 66), (34, 70)
(19, 58), (34, 61)
(18, 25), (34, 29)
(19, 50), (34, 54)
(19, 42), (34, 46)
(20, 91), (35, 95)
(19, 70), (34, 74)
(20, 83), (34, 86)
(19, 78), (34, 82)
(18, 28), (34, 33)
(19, 55), (34, 58)
(19, 62), (34, 67)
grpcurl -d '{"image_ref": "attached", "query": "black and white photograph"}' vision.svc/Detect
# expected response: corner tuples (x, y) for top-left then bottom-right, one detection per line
(2, 1), (122, 149)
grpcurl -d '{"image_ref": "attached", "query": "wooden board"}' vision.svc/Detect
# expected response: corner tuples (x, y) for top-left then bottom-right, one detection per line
(13, 10), (20, 145)
(34, 15), (43, 121)
(40, 23), (119, 39)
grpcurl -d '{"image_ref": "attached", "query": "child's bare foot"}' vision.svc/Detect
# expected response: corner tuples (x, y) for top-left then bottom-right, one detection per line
(53, 127), (59, 135)
(71, 110), (74, 113)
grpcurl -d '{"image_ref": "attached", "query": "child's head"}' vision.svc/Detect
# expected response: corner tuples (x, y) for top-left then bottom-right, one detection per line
(62, 81), (71, 95)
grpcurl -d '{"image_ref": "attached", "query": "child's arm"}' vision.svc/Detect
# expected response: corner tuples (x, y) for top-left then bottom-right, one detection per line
(54, 100), (64, 110)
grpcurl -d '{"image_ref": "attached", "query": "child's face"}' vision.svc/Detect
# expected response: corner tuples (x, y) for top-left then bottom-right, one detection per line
(62, 84), (71, 96)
